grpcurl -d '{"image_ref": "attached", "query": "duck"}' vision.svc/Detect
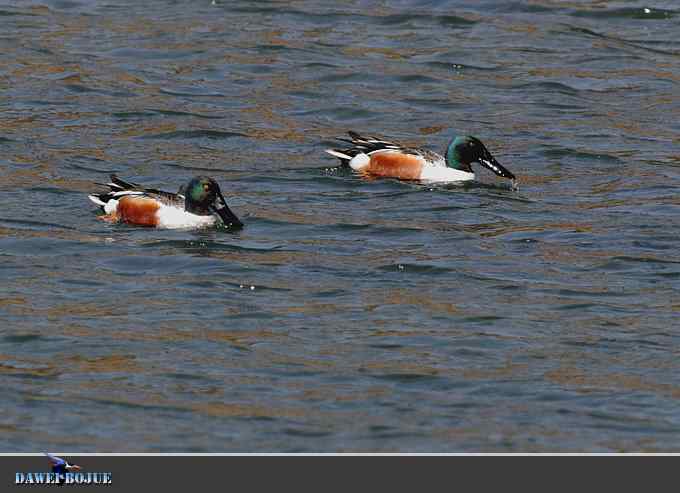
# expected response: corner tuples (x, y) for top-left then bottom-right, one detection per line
(44, 453), (81, 474)
(326, 131), (516, 186)
(88, 175), (243, 229)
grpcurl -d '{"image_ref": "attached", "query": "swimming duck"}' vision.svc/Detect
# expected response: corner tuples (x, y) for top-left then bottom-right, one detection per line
(88, 175), (243, 229)
(326, 131), (516, 185)
(45, 453), (81, 474)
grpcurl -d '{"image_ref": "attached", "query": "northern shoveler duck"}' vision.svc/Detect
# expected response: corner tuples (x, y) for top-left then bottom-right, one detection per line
(326, 131), (516, 186)
(88, 175), (243, 229)
(45, 453), (81, 474)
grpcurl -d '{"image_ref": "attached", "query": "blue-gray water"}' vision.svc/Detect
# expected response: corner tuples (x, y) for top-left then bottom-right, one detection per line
(1, 0), (679, 452)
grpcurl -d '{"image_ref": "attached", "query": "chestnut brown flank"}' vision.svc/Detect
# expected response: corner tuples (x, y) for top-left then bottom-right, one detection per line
(366, 153), (424, 180)
(116, 196), (161, 226)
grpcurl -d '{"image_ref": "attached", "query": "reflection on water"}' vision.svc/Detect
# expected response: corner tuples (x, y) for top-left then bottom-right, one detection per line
(1, 0), (679, 451)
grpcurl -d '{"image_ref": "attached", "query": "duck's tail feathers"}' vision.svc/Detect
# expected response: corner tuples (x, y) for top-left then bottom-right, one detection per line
(89, 175), (144, 209)
(325, 149), (371, 170)
(325, 148), (358, 165)
(325, 149), (353, 160)
(88, 194), (108, 207)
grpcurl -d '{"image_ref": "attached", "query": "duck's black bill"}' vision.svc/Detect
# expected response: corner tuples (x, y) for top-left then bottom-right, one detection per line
(479, 151), (515, 180)
(214, 205), (243, 229)
(212, 192), (243, 229)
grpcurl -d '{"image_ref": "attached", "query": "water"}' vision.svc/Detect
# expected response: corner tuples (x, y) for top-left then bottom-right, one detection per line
(1, 0), (679, 452)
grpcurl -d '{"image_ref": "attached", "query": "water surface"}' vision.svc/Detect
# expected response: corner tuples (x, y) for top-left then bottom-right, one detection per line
(1, 0), (679, 451)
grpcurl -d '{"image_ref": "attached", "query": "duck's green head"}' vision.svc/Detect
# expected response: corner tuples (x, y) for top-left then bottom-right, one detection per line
(445, 136), (515, 180)
(185, 176), (243, 228)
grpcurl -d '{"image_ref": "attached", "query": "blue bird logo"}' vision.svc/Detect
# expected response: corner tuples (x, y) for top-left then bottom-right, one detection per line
(44, 453), (82, 475)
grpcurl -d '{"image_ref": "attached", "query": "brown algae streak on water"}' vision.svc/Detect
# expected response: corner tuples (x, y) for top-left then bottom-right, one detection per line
(362, 288), (459, 315)
(545, 367), (680, 399)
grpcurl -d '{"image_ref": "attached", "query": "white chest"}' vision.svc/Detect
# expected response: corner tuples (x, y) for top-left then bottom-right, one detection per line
(157, 204), (217, 229)
(419, 165), (475, 183)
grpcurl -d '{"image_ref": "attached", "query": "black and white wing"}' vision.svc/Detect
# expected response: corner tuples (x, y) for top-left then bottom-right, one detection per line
(88, 175), (184, 209)
(326, 131), (445, 167)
